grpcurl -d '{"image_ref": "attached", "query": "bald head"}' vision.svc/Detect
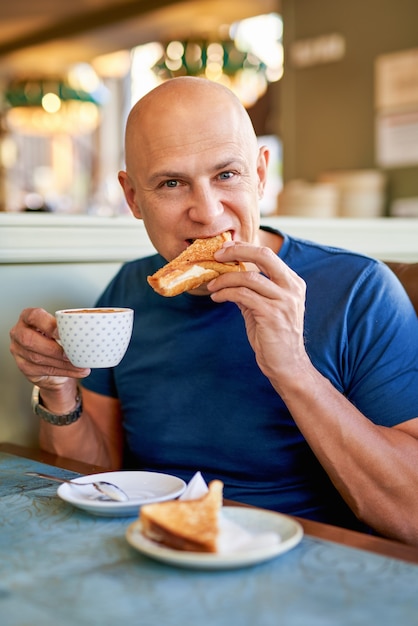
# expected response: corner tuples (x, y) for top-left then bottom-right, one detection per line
(124, 77), (259, 174)
(118, 76), (268, 258)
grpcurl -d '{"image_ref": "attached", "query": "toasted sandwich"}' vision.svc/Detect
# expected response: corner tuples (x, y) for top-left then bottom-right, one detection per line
(147, 232), (244, 297)
(140, 479), (223, 552)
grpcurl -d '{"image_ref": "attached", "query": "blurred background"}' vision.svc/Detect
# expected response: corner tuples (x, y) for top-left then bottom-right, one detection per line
(0, 0), (417, 219)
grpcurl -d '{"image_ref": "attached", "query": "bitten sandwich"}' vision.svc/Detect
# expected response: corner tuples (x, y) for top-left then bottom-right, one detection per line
(147, 232), (244, 297)
(140, 479), (223, 552)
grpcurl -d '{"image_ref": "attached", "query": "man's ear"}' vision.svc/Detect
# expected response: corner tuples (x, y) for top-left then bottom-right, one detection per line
(256, 146), (270, 200)
(118, 171), (142, 218)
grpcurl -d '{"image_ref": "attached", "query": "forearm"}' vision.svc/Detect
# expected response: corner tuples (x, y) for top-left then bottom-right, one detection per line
(39, 417), (113, 469)
(37, 384), (123, 470)
(274, 364), (418, 545)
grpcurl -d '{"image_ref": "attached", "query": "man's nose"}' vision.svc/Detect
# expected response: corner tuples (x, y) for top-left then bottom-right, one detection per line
(187, 184), (224, 222)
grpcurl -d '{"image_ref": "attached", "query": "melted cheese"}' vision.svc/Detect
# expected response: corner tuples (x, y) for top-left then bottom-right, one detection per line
(168, 264), (208, 288)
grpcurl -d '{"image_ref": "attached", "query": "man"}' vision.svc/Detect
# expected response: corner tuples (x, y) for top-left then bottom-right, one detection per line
(10, 77), (418, 545)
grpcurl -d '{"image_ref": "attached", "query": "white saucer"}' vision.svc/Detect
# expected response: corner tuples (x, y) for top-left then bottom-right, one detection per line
(126, 506), (303, 569)
(57, 471), (186, 517)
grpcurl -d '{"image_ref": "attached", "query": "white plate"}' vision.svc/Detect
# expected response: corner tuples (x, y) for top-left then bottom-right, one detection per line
(57, 471), (186, 517)
(126, 506), (303, 570)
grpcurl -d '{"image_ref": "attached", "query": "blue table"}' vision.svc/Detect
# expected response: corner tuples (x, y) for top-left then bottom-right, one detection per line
(1, 449), (418, 626)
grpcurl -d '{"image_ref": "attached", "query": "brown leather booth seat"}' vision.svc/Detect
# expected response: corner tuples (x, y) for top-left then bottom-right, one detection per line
(385, 262), (418, 315)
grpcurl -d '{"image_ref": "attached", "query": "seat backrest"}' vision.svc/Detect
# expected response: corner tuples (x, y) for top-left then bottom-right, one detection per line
(385, 262), (418, 315)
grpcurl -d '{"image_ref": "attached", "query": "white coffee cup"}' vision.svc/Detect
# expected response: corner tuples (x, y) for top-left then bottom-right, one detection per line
(55, 307), (134, 368)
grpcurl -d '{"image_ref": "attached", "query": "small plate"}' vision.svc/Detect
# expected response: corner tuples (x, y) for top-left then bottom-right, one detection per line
(57, 471), (186, 517)
(126, 506), (303, 570)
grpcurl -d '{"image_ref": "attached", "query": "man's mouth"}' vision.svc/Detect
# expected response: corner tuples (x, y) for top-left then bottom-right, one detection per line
(186, 231), (233, 245)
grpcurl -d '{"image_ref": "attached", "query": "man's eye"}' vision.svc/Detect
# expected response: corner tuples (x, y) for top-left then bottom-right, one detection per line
(219, 171), (234, 180)
(165, 180), (178, 188)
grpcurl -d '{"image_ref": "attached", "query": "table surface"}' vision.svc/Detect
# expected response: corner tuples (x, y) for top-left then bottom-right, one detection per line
(1, 443), (418, 626)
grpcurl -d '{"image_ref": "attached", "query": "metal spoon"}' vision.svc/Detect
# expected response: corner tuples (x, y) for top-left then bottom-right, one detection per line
(25, 471), (129, 502)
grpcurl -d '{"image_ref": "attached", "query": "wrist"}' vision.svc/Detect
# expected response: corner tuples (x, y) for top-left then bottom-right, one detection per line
(35, 381), (80, 412)
(32, 385), (83, 426)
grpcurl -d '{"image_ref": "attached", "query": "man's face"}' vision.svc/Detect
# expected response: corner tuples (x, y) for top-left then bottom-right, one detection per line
(120, 91), (268, 263)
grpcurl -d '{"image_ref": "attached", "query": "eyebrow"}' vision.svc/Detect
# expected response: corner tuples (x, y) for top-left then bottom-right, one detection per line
(149, 170), (183, 183)
(149, 158), (245, 183)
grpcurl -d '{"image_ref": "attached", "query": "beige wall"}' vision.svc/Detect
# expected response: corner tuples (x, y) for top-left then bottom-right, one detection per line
(281, 0), (418, 212)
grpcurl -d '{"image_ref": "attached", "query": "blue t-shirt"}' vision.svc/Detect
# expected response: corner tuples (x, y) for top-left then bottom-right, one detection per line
(83, 228), (418, 531)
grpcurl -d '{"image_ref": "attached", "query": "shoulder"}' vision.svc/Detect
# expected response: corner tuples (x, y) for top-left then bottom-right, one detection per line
(276, 230), (415, 318)
(278, 230), (382, 282)
(262, 225), (377, 272)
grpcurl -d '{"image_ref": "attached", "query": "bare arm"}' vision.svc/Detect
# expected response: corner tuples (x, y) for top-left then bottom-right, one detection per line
(208, 242), (418, 545)
(10, 308), (123, 469)
(38, 387), (123, 469)
(273, 361), (418, 545)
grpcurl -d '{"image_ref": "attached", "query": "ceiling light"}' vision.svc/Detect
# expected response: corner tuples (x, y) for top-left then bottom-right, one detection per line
(147, 13), (283, 108)
(4, 66), (107, 135)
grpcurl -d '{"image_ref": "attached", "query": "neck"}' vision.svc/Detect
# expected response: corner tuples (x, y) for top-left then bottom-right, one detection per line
(259, 227), (283, 254)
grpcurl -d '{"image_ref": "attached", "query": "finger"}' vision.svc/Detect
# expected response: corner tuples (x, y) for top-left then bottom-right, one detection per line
(209, 262), (306, 313)
(12, 348), (90, 383)
(11, 319), (62, 361)
(21, 307), (59, 340)
(10, 323), (89, 378)
(208, 269), (281, 301)
(215, 242), (295, 285)
(209, 283), (282, 310)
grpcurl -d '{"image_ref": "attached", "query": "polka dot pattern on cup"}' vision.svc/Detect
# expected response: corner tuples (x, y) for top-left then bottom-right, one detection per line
(55, 308), (134, 368)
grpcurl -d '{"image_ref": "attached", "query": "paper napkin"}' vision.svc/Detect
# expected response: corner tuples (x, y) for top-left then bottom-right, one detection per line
(179, 471), (208, 500)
